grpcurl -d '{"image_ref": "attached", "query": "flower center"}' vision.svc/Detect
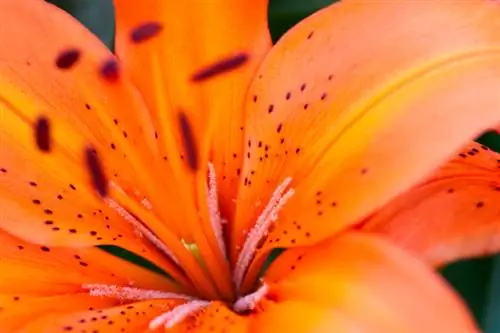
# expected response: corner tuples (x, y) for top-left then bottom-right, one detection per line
(94, 164), (294, 327)
(83, 283), (270, 329)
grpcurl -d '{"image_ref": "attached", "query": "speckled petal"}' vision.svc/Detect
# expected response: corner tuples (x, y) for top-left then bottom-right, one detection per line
(361, 141), (500, 266)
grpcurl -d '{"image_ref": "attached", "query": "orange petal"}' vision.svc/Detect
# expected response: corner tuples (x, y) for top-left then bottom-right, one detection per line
(254, 232), (478, 333)
(113, 0), (272, 297)
(0, 293), (119, 332)
(234, 0), (500, 285)
(0, 229), (176, 296)
(168, 301), (248, 333)
(113, 0), (271, 217)
(360, 141), (500, 266)
(8, 299), (182, 333)
(0, 0), (210, 288)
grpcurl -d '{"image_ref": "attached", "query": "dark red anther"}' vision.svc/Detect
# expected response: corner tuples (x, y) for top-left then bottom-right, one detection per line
(178, 112), (198, 171)
(85, 146), (108, 197)
(34, 116), (51, 152)
(100, 58), (120, 81)
(130, 22), (163, 43)
(55, 48), (81, 69)
(192, 53), (249, 82)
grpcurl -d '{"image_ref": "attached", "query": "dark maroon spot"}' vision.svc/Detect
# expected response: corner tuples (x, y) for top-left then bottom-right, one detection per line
(85, 146), (109, 197)
(55, 48), (80, 69)
(277, 123), (283, 133)
(130, 22), (163, 43)
(34, 116), (51, 152)
(32, 199), (41, 205)
(476, 201), (485, 208)
(40, 246), (50, 252)
(100, 58), (120, 81)
(285, 92), (292, 100)
(268, 105), (274, 113)
(178, 112), (198, 171)
(192, 53), (249, 82)
(307, 31), (314, 39)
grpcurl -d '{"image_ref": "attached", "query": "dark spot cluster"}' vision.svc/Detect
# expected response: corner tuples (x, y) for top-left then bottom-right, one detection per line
(58, 301), (158, 332)
(23, 178), (125, 242)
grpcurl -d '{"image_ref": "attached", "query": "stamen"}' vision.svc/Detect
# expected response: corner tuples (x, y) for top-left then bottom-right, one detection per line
(192, 53), (249, 82)
(105, 197), (180, 265)
(233, 283), (268, 313)
(234, 178), (295, 289)
(141, 197), (153, 210)
(34, 116), (51, 152)
(55, 48), (80, 69)
(100, 58), (120, 81)
(82, 284), (193, 302)
(206, 163), (227, 258)
(178, 112), (198, 171)
(84, 146), (108, 197)
(149, 300), (210, 330)
(130, 22), (163, 43)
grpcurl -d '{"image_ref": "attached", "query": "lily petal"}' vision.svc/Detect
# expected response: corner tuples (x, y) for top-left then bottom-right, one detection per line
(0, 229), (176, 296)
(0, 0), (204, 285)
(4, 298), (182, 333)
(361, 141), (500, 267)
(0, 294), (119, 332)
(234, 0), (500, 283)
(0, 228), (183, 331)
(113, 0), (272, 218)
(255, 232), (478, 333)
(167, 302), (248, 333)
(114, 1), (272, 296)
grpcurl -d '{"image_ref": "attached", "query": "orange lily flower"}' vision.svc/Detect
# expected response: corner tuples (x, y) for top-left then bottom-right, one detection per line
(1, 0), (500, 332)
